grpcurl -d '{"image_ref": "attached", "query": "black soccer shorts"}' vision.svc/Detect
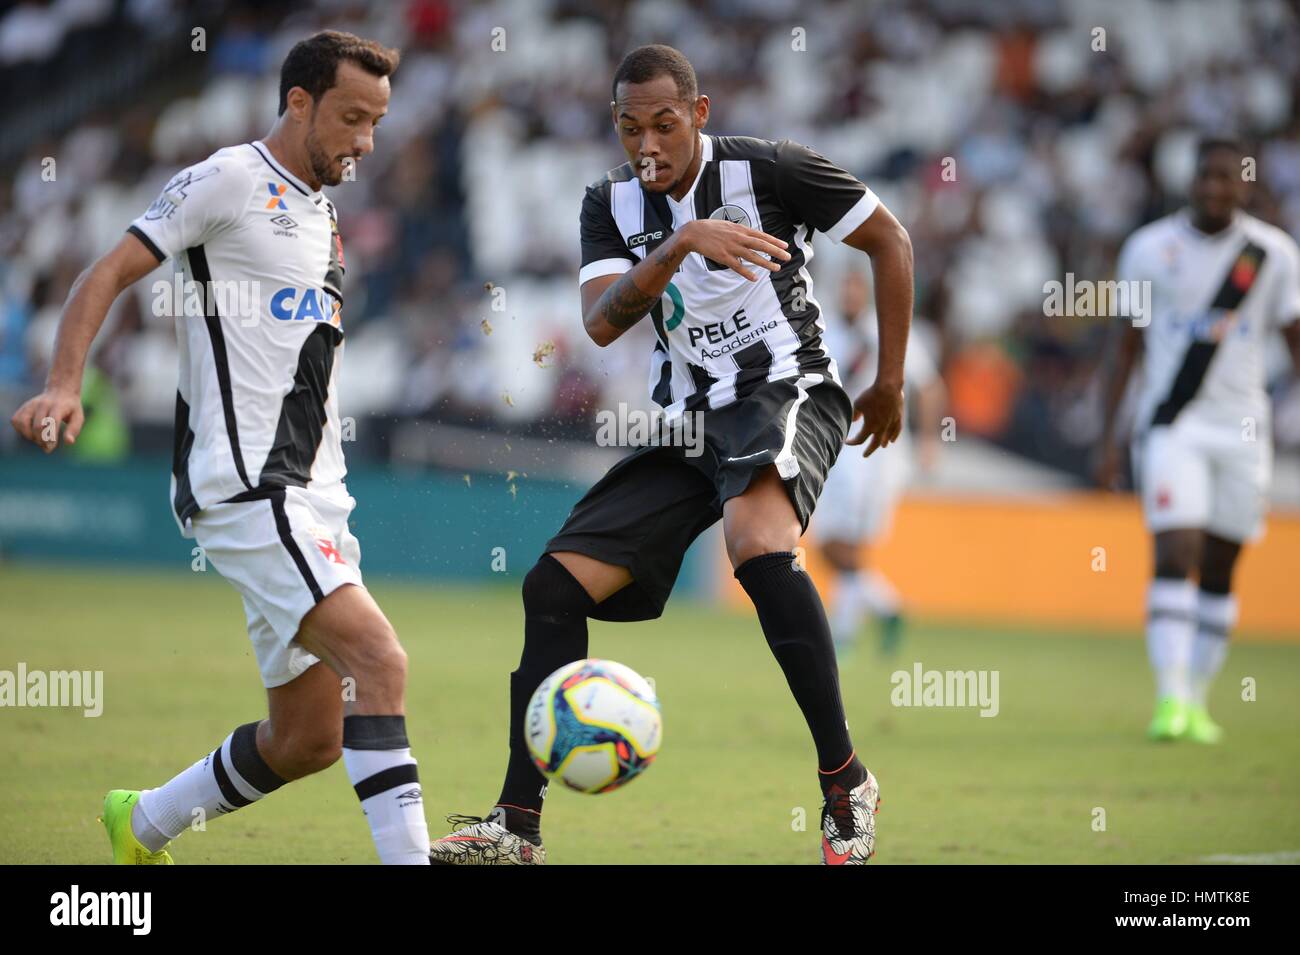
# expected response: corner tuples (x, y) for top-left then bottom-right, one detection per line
(544, 376), (852, 621)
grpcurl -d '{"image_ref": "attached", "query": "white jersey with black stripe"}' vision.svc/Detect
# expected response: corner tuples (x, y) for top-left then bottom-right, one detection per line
(579, 134), (879, 418)
(128, 141), (350, 534)
(1117, 209), (1300, 433)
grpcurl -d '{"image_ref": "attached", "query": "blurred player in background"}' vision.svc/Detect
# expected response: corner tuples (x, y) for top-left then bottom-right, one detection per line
(1098, 137), (1300, 743)
(10, 31), (434, 864)
(430, 44), (913, 866)
(816, 270), (945, 656)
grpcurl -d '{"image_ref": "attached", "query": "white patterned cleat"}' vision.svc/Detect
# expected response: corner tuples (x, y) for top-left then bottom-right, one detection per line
(820, 769), (879, 865)
(429, 808), (546, 866)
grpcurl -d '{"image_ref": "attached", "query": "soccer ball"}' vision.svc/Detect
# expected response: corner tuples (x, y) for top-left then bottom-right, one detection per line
(525, 658), (662, 794)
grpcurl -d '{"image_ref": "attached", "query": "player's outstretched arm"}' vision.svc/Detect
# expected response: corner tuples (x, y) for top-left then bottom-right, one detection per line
(1285, 321), (1300, 376)
(843, 203), (914, 456)
(581, 219), (790, 347)
(1095, 322), (1144, 489)
(10, 232), (161, 452)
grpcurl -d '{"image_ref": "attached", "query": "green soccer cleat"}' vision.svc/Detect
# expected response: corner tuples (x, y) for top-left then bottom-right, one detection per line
(1146, 697), (1189, 741)
(100, 790), (173, 865)
(1184, 705), (1224, 744)
(831, 634), (858, 662)
(878, 612), (905, 657)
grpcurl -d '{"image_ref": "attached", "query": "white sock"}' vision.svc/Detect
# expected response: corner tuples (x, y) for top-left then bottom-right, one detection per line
(832, 568), (901, 645)
(135, 721), (285, 852)
(1146, 579), (1197, 702)
(860, 568), (901, 618)
(343, 716), (430, 865)
(130, 802), (172, 853)
(832, 571), (868, 644)
(1191, 590), (1235, 707)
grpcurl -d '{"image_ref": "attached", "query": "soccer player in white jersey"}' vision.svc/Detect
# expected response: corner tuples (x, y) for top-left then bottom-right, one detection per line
(1098, 137), (1300, 743)
(11, 32), (434, 864)
(816, 270), (945, 656)
(431, 45), (914, 865)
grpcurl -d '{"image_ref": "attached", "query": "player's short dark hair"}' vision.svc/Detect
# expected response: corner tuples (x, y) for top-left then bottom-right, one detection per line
(1195, 136), (1245, 166)
(611, 44), (697, 103)
(278, 30), (400, 116)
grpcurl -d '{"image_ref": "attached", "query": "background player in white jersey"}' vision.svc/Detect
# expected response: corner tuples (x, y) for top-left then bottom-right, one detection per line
(816, 270), (945, 656)
(1098, 137), (1300, 743)
(10, 32), (434, 864)
(431, 45), (914, 866)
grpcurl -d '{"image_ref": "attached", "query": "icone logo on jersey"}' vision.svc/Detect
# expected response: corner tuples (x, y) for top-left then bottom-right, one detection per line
(270, 286), (340, 324)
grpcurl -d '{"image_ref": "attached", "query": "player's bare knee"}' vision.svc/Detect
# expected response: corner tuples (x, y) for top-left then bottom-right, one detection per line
(821, 539), (859, 572)
(726, 530), (789, 568)
(320, 618), (407, 708)
(1153, 533), (1199, 580)
(1199, 536), (1241, 594)
(293, 731), (343, 776)
(1199, 560), (1234, 594)
(262, 710), (343, 779)
(1154, 562), (1195, 581)
(1153, 557), (1194, 580)
(354, 633), (407, 690)
(273, 729), (342, 779)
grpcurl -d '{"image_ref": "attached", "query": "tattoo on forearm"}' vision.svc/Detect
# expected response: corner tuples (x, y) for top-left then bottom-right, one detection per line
(599, 273), (659, 330)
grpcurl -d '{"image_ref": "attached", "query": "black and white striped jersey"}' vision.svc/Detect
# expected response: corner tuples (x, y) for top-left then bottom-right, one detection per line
(579, 134), (879, 417)
(128, 141), (349, 534)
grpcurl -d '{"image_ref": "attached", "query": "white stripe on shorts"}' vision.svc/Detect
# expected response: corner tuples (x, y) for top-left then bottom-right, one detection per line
(774, 373), (825, 479)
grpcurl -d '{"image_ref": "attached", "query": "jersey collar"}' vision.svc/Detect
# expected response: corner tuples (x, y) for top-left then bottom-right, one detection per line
(251, 141), (322, 200)
(1178, 207), (1242, 243)
(665, 134), (713, 210)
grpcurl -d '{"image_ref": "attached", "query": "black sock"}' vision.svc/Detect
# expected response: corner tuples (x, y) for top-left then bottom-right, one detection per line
(735, 551), (855, 771)
(496, 554), (593, 820)
(494, 804), (542, 844)
(818, 752), (867, 797)
(232, 720), (288, 796)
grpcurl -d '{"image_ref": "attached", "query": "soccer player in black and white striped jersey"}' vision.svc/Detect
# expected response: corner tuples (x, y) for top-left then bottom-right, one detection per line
(12, 32), (433, 864)
(431, 45), (915, 865)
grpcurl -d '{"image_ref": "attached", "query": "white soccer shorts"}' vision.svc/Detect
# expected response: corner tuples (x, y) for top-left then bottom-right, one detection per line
(1135, 415), (1272, 544)
(190, 486), (364, 688)
(815, 431), (912, 545)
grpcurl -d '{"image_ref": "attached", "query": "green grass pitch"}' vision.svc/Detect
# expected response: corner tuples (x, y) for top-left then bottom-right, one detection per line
(1, 564), (1297, 864)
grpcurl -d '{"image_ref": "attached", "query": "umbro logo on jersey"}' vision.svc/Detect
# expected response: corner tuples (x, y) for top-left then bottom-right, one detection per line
(628, 229), (665, 248)
(709, 203), (751, 227)
(269, 213), (299, 237)
(396, 787), (423, 807)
